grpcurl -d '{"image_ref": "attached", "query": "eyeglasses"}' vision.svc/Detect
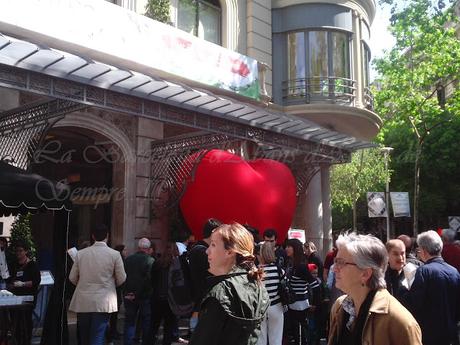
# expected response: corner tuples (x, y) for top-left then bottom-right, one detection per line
(334, 257), (358, 269)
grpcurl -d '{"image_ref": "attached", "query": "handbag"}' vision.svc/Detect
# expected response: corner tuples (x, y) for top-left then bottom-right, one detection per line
(276, 264), (296, 306)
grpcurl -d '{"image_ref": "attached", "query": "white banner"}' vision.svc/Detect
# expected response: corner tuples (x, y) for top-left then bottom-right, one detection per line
(367, 192), (387, 218)
(390, 192), (411, 217)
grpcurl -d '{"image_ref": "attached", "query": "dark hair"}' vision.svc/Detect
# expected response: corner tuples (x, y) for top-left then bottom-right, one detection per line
(286, 238), (305, 267)
(114, 244), (125, 253)
(263, 229), (278, 239)
(14, 240), (30, 252)
(244, 224), (261, 244)
(158, 242), (178, 268)
(203, 218), (222, 239)
(92, 224), (109, 242)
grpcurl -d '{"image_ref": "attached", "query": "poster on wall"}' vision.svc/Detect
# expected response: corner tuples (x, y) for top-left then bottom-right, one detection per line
(288, 229), (306, 243)
(367, 192), (387, 218)
(390, 192), (410, 217)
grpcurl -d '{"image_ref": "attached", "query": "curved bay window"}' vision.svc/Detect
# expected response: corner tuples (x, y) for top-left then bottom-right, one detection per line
(362, 41), (373, 110)
(285, 30), (353, 105)
(177, 0), (221, 45)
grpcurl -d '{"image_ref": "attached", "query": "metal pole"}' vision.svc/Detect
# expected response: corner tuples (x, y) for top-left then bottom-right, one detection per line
(385, 151), (390, 241)
(381, 147), (393, 241)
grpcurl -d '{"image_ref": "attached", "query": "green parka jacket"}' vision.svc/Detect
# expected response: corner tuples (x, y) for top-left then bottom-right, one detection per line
(190, 267), (269, 345)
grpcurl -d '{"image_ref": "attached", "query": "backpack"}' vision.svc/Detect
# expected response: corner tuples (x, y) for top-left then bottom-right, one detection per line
(167, 252), (194, 316)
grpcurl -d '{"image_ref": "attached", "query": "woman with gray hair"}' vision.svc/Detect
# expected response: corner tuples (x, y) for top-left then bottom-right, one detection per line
(328, 232), (422, 345)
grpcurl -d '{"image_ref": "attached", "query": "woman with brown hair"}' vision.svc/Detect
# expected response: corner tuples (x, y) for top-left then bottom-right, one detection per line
(190, 222), (269, 345)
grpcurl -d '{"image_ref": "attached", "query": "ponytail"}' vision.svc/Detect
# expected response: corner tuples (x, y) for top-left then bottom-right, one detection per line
(236, 254), (264, 282)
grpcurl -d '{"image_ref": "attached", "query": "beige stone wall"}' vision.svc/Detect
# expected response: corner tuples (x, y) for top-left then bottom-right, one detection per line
(246, 0), (273, 96)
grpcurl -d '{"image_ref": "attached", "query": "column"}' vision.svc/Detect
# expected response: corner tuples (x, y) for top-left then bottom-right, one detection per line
(321, 165), (332, 259)
(352, 10), (363, 107)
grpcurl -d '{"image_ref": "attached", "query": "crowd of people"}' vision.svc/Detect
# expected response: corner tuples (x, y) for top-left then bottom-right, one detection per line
(2, 222), (460, 345)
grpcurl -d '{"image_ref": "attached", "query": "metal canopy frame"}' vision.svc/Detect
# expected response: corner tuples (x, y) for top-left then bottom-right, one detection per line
(0, 99), (85, 169)
(0, 33), (374, 161)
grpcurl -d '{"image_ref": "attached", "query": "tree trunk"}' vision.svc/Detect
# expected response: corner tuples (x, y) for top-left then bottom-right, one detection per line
(352, 201), (357, 231)
(413, 141), (422, 236)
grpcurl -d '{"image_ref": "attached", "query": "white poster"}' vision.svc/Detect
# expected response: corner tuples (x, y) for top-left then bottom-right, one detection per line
(449, 216), (460, 232)
(367, 192), (388, 218)
(390, 192), (411, 217)
(288, 229), (306, 243)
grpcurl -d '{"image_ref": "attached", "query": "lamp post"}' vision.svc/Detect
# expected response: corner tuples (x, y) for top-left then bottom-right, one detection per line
(381, 147), (394, 241)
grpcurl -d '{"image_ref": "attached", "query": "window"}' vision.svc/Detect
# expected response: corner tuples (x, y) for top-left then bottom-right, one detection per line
(177, 0), (221, 45)
(286, 30), (352, 100)
(362, 42), (371, 88)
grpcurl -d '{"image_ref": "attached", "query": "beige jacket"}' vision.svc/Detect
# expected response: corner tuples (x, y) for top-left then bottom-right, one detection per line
(69, 241), (126, 313)
(328, 289), (422, 345)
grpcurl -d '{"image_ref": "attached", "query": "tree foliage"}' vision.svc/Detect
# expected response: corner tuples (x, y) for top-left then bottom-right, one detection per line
(8, 213), (36, 261)
(374, 0), (460, 232)
(331, 148), (387, 230)
(145, 0), (170, 23)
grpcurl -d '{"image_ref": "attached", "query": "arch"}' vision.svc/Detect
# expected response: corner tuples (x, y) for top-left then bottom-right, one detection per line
(53, 111), (136, 246)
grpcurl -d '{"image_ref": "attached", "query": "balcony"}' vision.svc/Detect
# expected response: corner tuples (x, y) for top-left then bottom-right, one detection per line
(282, 77), (356, 106)
(364, 87), (374, 111)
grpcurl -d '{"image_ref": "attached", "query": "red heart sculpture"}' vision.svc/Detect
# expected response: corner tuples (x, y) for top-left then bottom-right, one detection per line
(179, 149), (297, 243)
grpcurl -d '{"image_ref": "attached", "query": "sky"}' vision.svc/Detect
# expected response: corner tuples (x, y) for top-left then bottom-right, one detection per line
(369, 5), (396, 80)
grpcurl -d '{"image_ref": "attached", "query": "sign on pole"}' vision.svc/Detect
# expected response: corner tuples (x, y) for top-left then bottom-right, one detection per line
(288, 229), (306, 243)
(449, 216), (460, 232)
(367, 192), (387, 218)
(390, 192), (411, 217)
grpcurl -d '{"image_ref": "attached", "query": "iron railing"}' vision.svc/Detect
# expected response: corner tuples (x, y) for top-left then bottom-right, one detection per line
(282, 77), (356, 106)
(364, 87), (374, 111)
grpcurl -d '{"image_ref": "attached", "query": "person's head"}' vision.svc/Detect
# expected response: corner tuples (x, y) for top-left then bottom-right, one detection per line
(14, 241), (30, 262)
(417, 230), (443, 262)
(385, 239), (406, 272)
(206, 222), (263, 281)
(308, 263), (318, 279)
(263, 229), (278, 243)
(114, 244), (127, 259)
(441, 228), (456, 244)
(334, 232), (387, 295)
(259, 241), (276, 265)
(397, 234), (414, 254)
(203, 218), (222, 239)
(285, 238), (305, 267)
(92, 224), (108, 242)
(138, 238), (151, 253)
(304, 241), (317, 256)
(0, 237), (7, 250)
(244, 224), (261, 244)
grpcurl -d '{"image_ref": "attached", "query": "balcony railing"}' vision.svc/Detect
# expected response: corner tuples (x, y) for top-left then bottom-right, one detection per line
(364, 87), (374, 111)
(282, 77), (356, 106)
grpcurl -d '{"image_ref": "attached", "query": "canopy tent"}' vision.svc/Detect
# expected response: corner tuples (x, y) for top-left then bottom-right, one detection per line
(0, 160), (71, 345)
(0, 161), (71, 215)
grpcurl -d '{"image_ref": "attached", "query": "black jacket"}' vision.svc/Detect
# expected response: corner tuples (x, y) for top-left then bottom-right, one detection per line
(190, 267), (269, 345)
(188, 241), (211, 310)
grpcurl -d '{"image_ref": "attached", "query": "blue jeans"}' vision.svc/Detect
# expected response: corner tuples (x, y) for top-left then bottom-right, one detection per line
(77, 312), (110, 345)
(124, 298), (152, 345)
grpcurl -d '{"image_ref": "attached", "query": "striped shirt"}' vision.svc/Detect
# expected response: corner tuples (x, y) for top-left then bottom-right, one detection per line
(289, 264), (320, 301)
(261, 263), (282, 306)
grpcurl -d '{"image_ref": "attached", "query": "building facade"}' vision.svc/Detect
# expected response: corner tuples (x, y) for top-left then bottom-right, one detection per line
(0, 0), (380, 258)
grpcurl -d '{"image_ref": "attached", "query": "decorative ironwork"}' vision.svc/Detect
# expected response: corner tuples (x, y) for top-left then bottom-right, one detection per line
(0, 64), (353, 163)
(149, 133), (241, 219)
(0, 99), (85, 169)
(282, 77), (356, 106)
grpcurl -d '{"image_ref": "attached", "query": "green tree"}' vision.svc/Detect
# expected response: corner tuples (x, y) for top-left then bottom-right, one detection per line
(331, 148), (387, 231)
(145, 0), (170, 23)
(374, 0), (460, 234)
(9, 213), (36, 261)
